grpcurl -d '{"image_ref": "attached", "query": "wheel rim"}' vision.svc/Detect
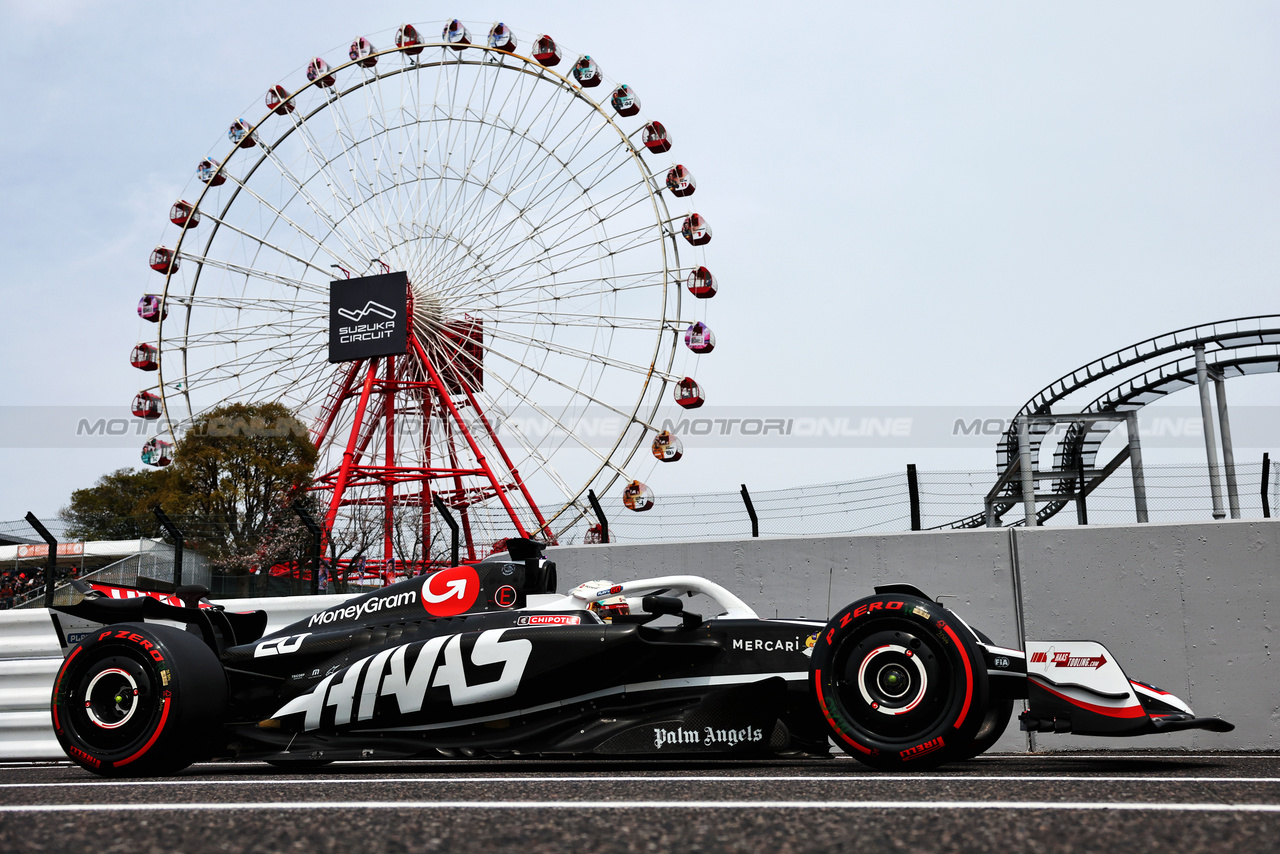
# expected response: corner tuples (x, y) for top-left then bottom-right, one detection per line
(83, 668), (141, 730)
(65, 653), (159, 753)
(832, 627), (952, 742)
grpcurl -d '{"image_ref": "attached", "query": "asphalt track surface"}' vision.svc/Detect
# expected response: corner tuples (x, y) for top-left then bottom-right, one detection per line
(2, 753), (1278, 853)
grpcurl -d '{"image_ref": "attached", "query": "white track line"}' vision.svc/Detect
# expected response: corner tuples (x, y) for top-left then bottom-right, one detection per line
(3, 800), (1280, 814)
(4, 775), (1280, 789)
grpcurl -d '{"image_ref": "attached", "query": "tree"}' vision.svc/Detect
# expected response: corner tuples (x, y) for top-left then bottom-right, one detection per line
(59, 468), (174, 541)
(168, 402), (318, 570)
(58, 402), (318, 574)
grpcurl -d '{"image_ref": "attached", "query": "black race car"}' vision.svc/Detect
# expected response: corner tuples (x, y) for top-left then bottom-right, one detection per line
(49, 539), (1232, 776)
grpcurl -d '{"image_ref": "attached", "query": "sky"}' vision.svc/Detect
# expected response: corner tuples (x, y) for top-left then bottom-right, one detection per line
(0, 0), (1277, 526)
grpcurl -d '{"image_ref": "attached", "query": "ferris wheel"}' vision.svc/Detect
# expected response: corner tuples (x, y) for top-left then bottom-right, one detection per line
(131, 21), (719, 562)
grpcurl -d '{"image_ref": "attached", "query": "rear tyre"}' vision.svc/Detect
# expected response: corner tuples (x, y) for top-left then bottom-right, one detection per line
(809, 594), (989, 770)
(51, 622), (227, 777)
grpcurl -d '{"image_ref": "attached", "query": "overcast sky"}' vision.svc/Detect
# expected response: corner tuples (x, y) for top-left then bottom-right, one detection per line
(0, 1), (1276, 525)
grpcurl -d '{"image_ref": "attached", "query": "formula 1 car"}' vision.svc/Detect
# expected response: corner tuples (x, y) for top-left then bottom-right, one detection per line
(48, 539), (1233, 776)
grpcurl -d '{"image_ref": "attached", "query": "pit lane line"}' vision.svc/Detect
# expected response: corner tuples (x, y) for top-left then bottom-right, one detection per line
(3, 800), (1280, 814)
(4, 774), (1280, 790)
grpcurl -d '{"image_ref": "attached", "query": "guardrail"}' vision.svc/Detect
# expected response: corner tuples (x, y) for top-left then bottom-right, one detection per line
(0, 594), (352, 761)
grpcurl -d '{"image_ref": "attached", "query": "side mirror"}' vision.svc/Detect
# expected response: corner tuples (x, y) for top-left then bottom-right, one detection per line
(641, 595), (683, 616)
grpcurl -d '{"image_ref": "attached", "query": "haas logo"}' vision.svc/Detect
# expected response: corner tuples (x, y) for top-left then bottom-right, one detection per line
(422, 565), (480, 617)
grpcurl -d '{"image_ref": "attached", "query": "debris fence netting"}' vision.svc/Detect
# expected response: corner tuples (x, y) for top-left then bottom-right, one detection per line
(1, 461), (1275, 605)
(554, 461), (1278, 544)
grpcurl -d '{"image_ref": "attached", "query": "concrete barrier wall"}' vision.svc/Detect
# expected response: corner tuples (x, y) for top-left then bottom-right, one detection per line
(1016, 520), (1279, 751)
(2, 520), (1273, 761)
(549, 518), (1280, 752)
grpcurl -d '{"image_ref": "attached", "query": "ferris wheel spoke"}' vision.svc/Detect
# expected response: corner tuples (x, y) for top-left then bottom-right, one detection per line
(173, 331), (328, 388)
(313, 101), (401, 259)
(417, 317), (645, 454)
(443, 179), (657, 295)
(425, 57), (500, 241)
(433, 64), (541, 247)
(446, 117), (623, 270)
(482, 310), (675, 332)
(460, 346), (633, 475)
(176, 293), (328, 313)
(477, 323), (669, 389)
(172, 251), (329, 295)
(473, 216), (665, 300)
(430, 321), (660, 430)
(278, 102), (395, 258)
(194, 208), (352, 281)
(413, 96), (605, 285)
(466, 386), (585, 507)
(209, 171), (359, 272)
(174, 314), (327, 345)
(482, 274), (670, 310)
(286, 110), (382, 247)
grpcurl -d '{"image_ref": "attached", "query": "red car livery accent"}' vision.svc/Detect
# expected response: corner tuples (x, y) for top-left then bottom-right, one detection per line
(1031, 678), (1145, 718)
(1031, 650), (1108, 669)
(939, 622), (973, 729)
(516, 614), (581, 626)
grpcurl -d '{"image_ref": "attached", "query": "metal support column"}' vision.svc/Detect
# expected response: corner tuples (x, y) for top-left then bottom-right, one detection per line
(906, 464), (921, 531)
(1195, 345), (1226, 519)
(433, 495), (460, 568)
(1263, 452), (1272, 519)
(587, 489), (609, 544)
(25, 513), (58, 609)
(1075, 455), (1089, 525)
(741, 484), (759, 538)
(1018, 417), (1037, 526)
(293, 501), (323, 595)
(151, 506), (184, 587)
(1213, 373), (1241, 519)
(1125, 412), (1149, 523)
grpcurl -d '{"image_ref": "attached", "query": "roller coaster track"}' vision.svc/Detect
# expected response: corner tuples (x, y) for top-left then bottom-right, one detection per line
(941, 315), (1280, 529)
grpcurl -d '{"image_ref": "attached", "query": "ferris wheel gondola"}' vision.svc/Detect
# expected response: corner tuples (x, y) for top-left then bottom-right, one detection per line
(132, 21), (720, 560)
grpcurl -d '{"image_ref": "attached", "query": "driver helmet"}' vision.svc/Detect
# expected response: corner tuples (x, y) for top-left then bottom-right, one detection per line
(590, 595), (630, 622)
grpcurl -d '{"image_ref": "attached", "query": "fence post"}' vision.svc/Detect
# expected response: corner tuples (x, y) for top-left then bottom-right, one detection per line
(587, 489), (609, 543)
(24, 512), (58, 609)
(292, 501), (323, 595)
(741, 484), (759, 538)
(1263, 453), (1272, 519)
(906, 464), (921, 531)
(433, 495), (460, 567)
(1076, 455), (1089, 525)
(151, 506), (184, 587)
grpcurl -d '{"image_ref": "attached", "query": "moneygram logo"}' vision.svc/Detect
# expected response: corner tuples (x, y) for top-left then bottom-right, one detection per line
(337, 301), (397, 323)
(422, 565), (480, 617)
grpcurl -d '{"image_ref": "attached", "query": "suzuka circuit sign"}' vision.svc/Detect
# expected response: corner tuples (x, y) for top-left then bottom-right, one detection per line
(329, 271), (409, 363)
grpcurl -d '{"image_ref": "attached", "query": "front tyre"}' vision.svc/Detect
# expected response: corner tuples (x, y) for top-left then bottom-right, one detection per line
(51, 622), (227, 777)
(810, 594), (989, 770)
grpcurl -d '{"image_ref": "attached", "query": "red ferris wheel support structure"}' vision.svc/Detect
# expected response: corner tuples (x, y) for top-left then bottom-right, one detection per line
(308, 282), (551, 567)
